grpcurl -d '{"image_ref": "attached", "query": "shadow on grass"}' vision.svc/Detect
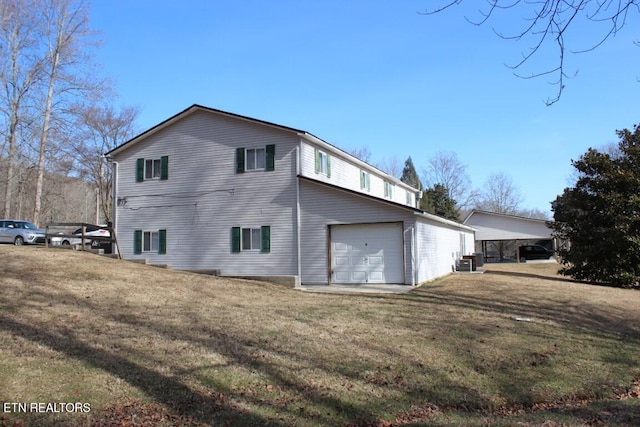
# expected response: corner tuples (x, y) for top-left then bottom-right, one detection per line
(0, 315), (271, 427)
(484, 269), (574, 283)
(0, 274), (495, 426)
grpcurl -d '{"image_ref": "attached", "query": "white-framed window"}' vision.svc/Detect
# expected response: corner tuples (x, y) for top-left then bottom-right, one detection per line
(314, 148), (331, 177)
(145, 159), (161, 179)
(384, 182), (394, 199)
(231, 226), (271, 253)
(246, 148), (266, 171)
(134, 229), (167, 254)
(143, 231), (159, 252)
(236, 145), (275, 173)
(406, 190), (412, 205)
(360, 170), (370, 191)
(318, 150), (328, 175)
(136, 156), (168, 182)
(241, 227), (262, 251)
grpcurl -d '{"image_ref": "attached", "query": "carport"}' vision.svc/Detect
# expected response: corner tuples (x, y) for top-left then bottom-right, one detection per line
(462, 210), (558, 263)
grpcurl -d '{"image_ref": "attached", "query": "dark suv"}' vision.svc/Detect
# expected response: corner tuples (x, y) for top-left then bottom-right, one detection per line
(517, 245), (554, 261)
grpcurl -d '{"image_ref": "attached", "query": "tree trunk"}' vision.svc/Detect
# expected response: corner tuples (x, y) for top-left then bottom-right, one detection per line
(33, 51), (57, 226)
(3, 114), (18, 218)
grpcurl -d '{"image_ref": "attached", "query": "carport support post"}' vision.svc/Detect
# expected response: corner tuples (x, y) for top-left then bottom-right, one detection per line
(516, 240), (520, 263)
(482, 240), (487, 263)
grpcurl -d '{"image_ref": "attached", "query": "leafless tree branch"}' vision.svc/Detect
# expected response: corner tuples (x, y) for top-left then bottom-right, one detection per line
(422, 0), (640, 105)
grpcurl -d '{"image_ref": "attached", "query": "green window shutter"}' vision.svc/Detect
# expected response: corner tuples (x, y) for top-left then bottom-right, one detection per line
(133, 230), (142, 254)
(160, 156), (169, 180)
(136, 158), (144, 182)
(231, 227), (241, 252)
(158, 229), (167, 254)
(265, 144), (275, 171)
(261, 226), (270, 253)
(314, 148), (319, 174)
(236, 148), (245, 173)
(326, 154), (331, 178)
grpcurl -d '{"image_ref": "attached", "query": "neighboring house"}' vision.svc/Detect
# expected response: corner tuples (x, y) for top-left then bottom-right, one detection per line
(106, 105), (475, 286)
(462, 210), (557, 261)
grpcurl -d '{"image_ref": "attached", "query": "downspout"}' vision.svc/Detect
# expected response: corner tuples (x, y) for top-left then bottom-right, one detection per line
(403, 225), (416, 286)
(106, 157), (120, 258)
(295, 145), (302, 287)
(412, 224), (417, 286)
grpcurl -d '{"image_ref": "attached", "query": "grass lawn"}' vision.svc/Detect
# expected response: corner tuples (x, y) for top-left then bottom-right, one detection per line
(0, 246), (638, 426)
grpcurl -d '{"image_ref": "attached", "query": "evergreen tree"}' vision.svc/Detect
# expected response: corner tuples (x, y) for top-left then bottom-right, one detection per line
(550, 123), (640, 288)
(422, 184), (460, 222)
(400, 157), (422, 191)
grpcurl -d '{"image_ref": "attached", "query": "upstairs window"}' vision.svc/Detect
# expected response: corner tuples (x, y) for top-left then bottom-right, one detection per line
(136, 156), (168, 182)
(406, 190), (412, 205)
(384, 182), (394, 199)
(314, 148), (331, 177)
(360, 170), (370, 191)
(246, 148), (266, 170)
(236, 145), (275, 173)
(145, 159), (161, 179)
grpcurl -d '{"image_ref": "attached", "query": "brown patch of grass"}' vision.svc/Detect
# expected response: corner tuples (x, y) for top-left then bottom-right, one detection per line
(0, 246), (639, 426)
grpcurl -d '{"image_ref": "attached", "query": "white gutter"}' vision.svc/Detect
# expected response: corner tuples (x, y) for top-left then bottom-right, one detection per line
(414, 210), (476, 232)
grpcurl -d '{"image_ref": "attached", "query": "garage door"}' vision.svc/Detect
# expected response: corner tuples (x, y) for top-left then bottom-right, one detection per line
(331, 223), (404, 284)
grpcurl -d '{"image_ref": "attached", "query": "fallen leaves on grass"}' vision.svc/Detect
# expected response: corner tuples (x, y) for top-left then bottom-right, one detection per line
(92, 399), (210, 427)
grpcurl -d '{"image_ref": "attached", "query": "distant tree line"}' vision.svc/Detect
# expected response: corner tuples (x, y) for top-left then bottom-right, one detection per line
(0, 0), (138, 226)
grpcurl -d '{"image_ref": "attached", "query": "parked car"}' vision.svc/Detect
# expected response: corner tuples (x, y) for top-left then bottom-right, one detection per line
(517, 245), (554, 261)
(0, 220), (46, 245)
(51, 225), (111, 252)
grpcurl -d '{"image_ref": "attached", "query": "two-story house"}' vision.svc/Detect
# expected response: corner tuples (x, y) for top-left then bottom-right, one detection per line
(106, 105), (475, 286)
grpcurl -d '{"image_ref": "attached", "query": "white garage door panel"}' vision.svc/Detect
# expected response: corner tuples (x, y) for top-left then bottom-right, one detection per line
(331, 223), (403, 284)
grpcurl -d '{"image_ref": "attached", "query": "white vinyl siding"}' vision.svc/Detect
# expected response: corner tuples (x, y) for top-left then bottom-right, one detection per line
(114, 109), (297, 275)
(414, 218), (475, 283)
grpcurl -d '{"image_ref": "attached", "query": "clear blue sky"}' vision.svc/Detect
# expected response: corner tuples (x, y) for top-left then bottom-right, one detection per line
(89, 1), (640, 215)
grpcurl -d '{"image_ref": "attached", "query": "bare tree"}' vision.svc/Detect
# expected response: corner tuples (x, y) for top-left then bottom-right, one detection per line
(423, 1), (640, 105)
(375, 155), (403, 178)
(421, 151), (477, 211)
(517, 207), (551, 220)
(475, 171), (523, 215)
(71, 103), (139, 223)
(347, 146), (372, 163)
(0, 0), (44, 218)
(32, 0), (101, 226)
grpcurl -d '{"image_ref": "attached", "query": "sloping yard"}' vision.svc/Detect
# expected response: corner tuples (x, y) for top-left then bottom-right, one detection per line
(0, 246), (638, 426)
